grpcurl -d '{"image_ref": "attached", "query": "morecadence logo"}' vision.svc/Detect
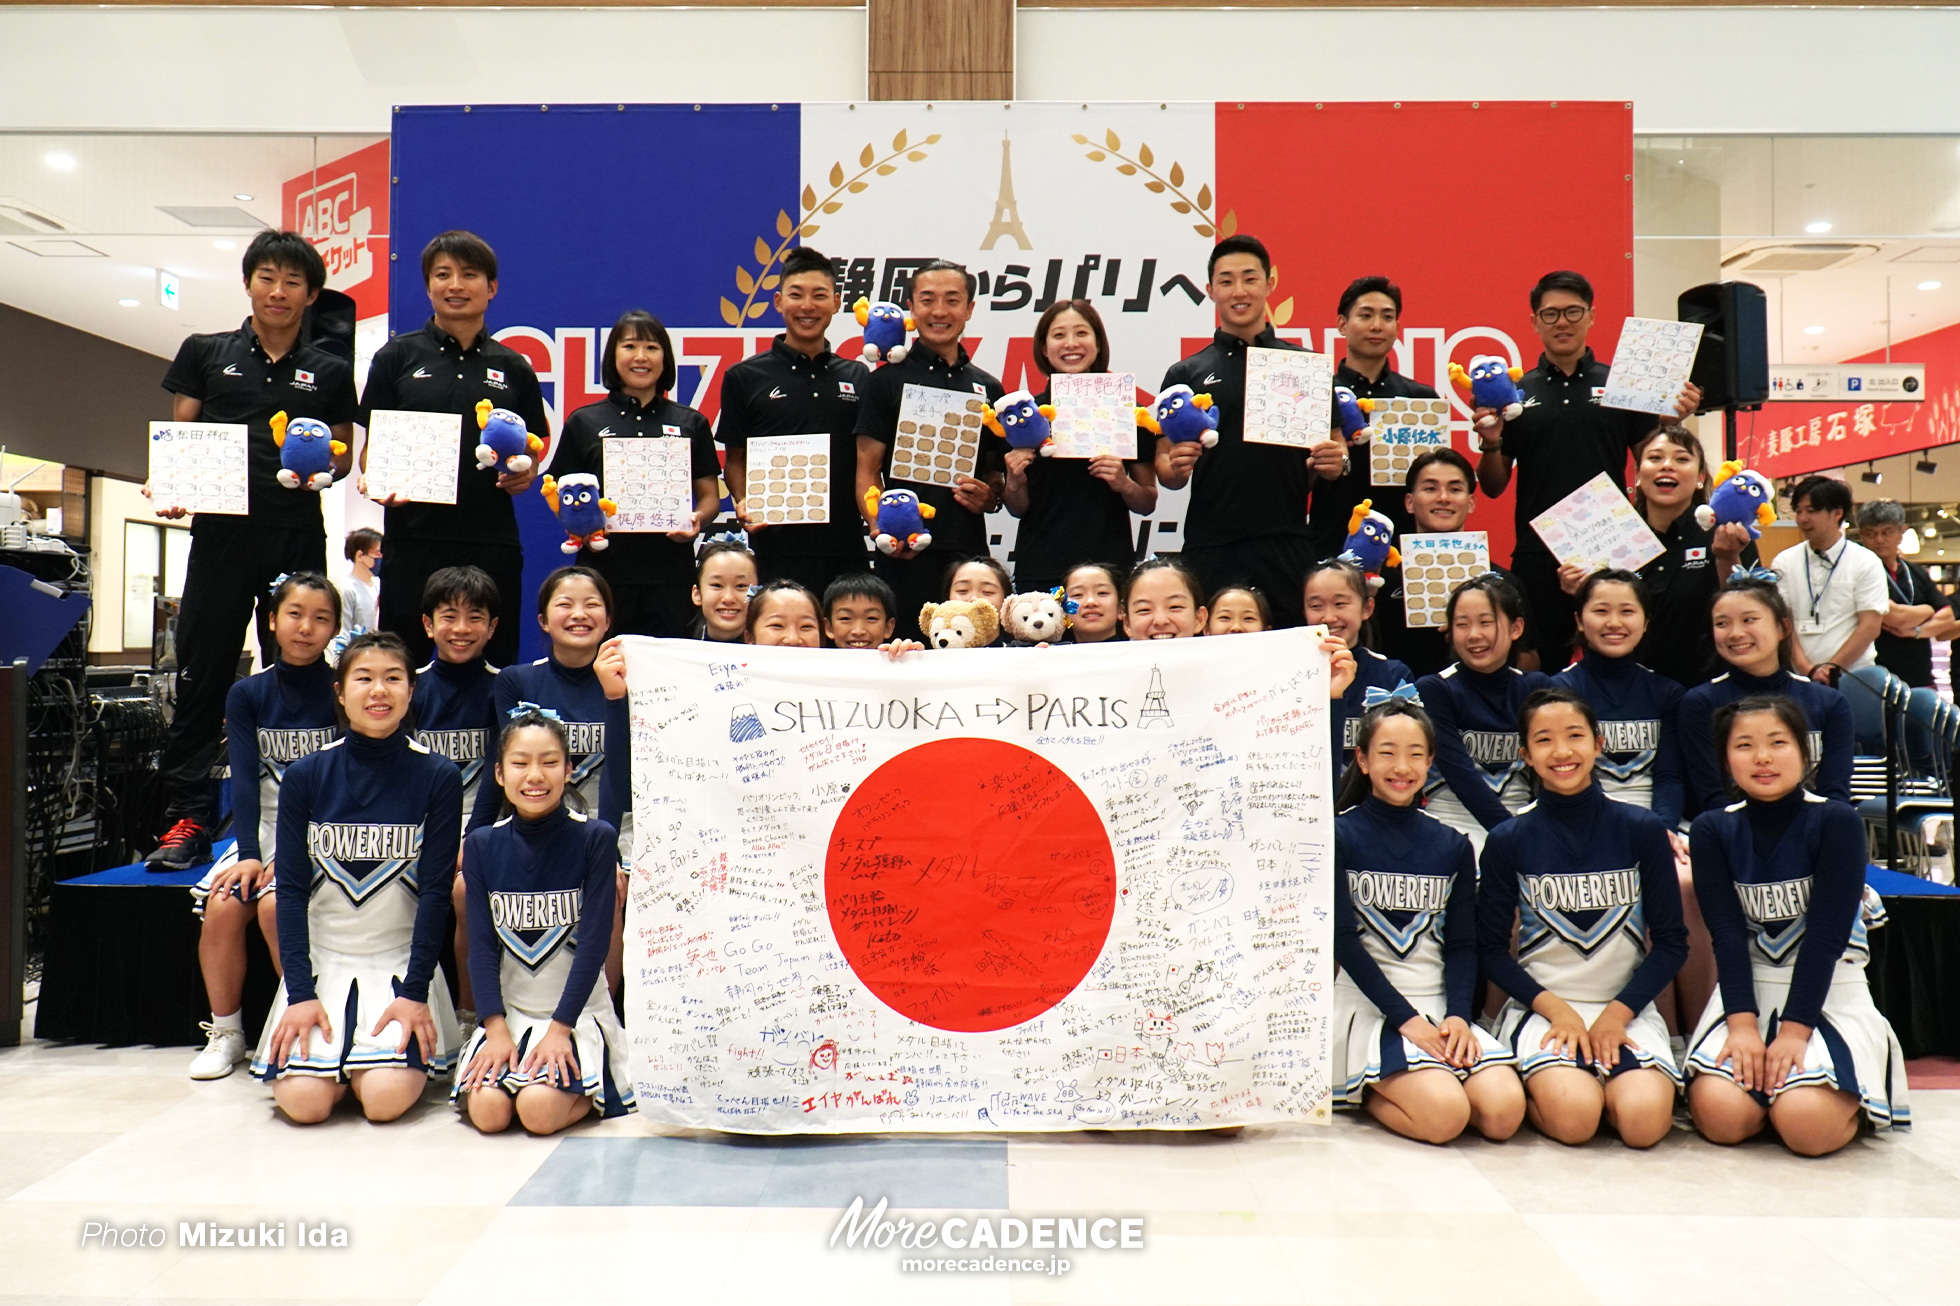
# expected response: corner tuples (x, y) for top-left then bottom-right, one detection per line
(830, 1196), (1145, 1276)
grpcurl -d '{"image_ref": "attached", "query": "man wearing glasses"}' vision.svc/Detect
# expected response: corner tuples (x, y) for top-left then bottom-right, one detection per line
(1476, 270), (1699, 666)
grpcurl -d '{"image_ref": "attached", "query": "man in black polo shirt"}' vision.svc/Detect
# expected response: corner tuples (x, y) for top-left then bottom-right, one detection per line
(1155, 235), (1317, 628)
(359, 230), (548, 667)
(145, 230), (357, 869)
(854, 258), (1006, 640)
(1862, 500), (1951, 689)
(722, 246), (873, 594)
(1475, 270), (1699, 668)
(1306, 275), (1440, 560)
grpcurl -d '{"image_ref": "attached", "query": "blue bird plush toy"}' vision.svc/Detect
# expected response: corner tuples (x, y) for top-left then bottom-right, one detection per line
(1136, 385), (1218, 448)
(1449, 354), (1526, 431)
(984, 390), (1056, 455)
(865, 485), (935, 555)
(854, 297), (914, 366)
(474, 398), (543, 475)
(1333, 386), (1376, 445)
(541, 472), (617, 554)
(1338, 498), (1401, 591)
(1694, 460), (1777, 540)
(271, 411), (343, 491)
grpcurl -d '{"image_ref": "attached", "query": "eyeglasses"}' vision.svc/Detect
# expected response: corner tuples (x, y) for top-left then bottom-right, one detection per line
(1535, 305), (1590, 325)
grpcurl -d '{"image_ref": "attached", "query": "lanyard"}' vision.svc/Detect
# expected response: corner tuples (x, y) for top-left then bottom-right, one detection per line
(1804, 540), (1845, 622)
(1886, 561), (1916, 606)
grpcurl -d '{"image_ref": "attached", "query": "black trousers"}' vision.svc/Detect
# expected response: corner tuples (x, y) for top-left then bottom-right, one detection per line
(380, 536), (525, 667)
(756, 545), (876, 606)
(608, 582), (699, 639)
(159, 518), (327, 823)
(1511, 548), (1576, 671)
(1180, 534), (1316, 629)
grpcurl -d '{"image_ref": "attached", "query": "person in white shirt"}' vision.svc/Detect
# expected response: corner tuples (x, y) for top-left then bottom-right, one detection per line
(1773, 476), (1886, 684)
(339, 527), (382, 635)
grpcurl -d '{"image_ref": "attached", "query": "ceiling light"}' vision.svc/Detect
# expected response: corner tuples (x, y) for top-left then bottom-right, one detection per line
(1920, 280), (1943, 291)
(1805, 221), (1833, 234)
(1861, 464), (1883, 485)
(1803, 325), (1827, 335)
(1903, 527), (1922, 555)
(233, 193), (253, 202)
(45, 151), (76, 171)
(213, 239), (236, 250)
(1918, 458), (1939, 474)
(117, 298), (139, 308)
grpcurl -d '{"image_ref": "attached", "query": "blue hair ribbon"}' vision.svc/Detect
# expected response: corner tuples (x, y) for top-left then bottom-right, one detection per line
(508, 701), (565, 723)
(1361, 682), (1423, 710)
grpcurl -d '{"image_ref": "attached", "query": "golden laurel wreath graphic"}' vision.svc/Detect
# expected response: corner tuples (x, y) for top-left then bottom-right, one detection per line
(1070, 128), (1295, 327)
(723, 129), (944, 327)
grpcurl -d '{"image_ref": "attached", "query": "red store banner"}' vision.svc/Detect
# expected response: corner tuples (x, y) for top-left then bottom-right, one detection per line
(281, 139), (391, 320)
(1749, 318), (1960, 480)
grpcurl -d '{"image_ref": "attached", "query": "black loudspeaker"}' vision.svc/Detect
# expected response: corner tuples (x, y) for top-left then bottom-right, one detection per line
(1678, 280), (1768, 411)
(303, 288), (358, 362)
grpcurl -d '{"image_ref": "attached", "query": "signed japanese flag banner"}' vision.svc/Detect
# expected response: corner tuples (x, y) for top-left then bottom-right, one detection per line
(621, 629), (1335, 1133)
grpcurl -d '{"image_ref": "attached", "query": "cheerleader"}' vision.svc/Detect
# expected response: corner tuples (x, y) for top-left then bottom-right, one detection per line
(1121, 557), (1209, 641)
(1685, 696), (1910, 1154)
(187, 571), (341, 1081)
(254, 632), (463, 1123)
(1306, 558), (1413, 771)
(1334, 698), (1525, 1143)
(1206, 584), (1271, 635)
(1064, 561), (1126, 644)
(454, 705), (635, 1133)
(1479, 688), (1688, 1147)
(1415, 574), (1547, 854)
(468, 566), (628, 835)
(1552, 570), (1684, 826)
(747, 579), (825, 648)
(1679, 574), (1854, 811)
(691, 540), (757, 643)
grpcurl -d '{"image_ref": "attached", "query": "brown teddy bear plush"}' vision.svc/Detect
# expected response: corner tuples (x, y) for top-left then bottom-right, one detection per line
(918, 599), (1000, 649)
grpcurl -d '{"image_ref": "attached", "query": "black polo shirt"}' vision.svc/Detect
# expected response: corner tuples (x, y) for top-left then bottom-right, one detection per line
(161, 319), (358, 534)
(718, 336), (871, 559)
(854, 341), (1006, 558)
(1305, 362), (1440, 560)
(1634, 510), (1760, 689)
(1010, 385), (1153, 585)
(1501, 349), (1656, 559)
(1373, 560), (1534, 678)
(1159, 326), (1318, 549)
(1874, 556), (1948, 689)
(555, 392), (721, 589)
(358, 318), (550, 545)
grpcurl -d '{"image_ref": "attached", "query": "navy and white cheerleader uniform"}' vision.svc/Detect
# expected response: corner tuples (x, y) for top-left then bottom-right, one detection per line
(412, 655), (499, 832)
(251, 730), (464, 1081)
(1678, 668), (1854, 812)
(1553, 652), (1685, 826)
(1331, 647), (1414, 768)
(1414, 664), (1549, 853)
(452, 803), (635, 1118)
(193, 658), (339, 916)
(1333, 796), (1516, 1104)
(1685, 791), (1910, 1130)
(1478, 782), (1689, 1082)
(469, 655), (629, 848)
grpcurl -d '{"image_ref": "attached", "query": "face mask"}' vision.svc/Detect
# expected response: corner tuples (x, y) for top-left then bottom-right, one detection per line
(366, 555), (383, 577)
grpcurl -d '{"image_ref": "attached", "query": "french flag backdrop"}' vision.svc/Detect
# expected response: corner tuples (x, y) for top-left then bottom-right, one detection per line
(390, 101), (1633, 658)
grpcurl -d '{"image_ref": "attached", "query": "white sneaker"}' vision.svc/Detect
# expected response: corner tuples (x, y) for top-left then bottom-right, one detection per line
(189, 1022), (249, 1080)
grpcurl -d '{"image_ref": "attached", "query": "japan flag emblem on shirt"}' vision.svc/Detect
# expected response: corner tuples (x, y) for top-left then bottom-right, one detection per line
(838, 381), (856, 396)
(294, 369), (315, 385)
(486, 368), (506, 387)
(1686, 547), (1708, 562)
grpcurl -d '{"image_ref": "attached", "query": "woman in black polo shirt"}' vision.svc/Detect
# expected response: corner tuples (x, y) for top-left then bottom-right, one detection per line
(1559, 424), (1752, 687)
(553, 310), (721, 637)
(1000, 300), (1157, 594)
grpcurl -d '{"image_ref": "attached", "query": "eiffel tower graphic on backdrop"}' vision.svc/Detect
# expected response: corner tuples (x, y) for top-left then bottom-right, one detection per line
(980, 133), (1031, 251)
(1138, 666), (1173, 729)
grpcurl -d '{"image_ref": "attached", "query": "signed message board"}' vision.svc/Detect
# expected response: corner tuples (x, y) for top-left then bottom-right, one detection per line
(621, 630), (1336, 1133)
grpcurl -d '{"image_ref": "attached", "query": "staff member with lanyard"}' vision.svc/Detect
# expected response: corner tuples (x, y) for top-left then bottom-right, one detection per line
(1860, 499), (1952, 689)
(1773, 476), (1887, 686)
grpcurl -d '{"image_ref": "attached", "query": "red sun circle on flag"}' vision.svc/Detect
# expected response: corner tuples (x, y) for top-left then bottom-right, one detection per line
(825, 738), (1117, 1034)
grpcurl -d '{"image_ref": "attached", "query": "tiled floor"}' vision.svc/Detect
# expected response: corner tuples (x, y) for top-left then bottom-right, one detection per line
(3, 1033), (1955, 1306)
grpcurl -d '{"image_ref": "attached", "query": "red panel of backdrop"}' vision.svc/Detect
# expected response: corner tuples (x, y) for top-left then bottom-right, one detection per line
(1215, 101), (1635, 565)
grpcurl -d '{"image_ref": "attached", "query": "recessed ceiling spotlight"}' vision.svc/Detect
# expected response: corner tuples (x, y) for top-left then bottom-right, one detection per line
(1920, 280), (1943, 291)
(45, 151), (76, 171)
(1805, 221), (1833, 234)
(1804, 325), (1827, 335)
(117, 297), (140, 308)
(233, 193), (254, 202)
(213, 240), (236, 250)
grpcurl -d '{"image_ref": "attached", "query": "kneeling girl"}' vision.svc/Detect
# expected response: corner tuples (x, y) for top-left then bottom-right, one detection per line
(1334, 698), (1524, 1143)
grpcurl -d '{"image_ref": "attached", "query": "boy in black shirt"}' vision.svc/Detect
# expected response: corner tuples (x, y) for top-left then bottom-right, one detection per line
(145, 231), (357, 871)
(359, 231), (548, 667)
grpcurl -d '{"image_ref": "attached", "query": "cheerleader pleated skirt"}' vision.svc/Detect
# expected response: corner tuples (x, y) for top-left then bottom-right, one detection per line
(1334, 980), (1518, 1107)
(250, 947), (460, 1081)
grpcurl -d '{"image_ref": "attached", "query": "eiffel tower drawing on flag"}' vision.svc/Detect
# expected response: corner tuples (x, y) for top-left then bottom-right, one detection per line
(981, 133), (1030, 251)
(1138, 666), (1173, 729)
